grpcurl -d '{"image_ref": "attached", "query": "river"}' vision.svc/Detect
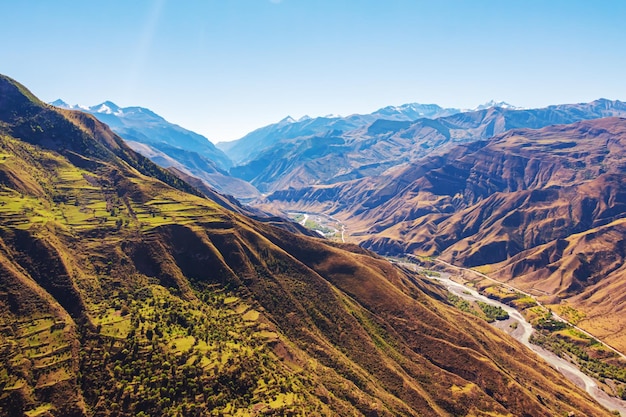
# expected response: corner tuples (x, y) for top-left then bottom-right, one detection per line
(430, 271), (626, 416)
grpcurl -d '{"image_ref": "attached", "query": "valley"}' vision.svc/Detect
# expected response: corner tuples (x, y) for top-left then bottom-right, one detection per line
(424, 268), (626, 415)
(287, 212), (347, 243)
(421, 259), (626, 410)
(264, 116), (626, 357)
(4, 1), (625, 415)
(1, 74), (621, 416)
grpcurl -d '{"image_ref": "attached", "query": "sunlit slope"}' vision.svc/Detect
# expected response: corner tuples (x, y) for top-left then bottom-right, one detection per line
(0, 74), (613, 416)
(268, 116), (626, 353)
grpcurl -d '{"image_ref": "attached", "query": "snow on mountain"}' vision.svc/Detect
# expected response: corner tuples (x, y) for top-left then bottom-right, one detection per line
(277, 116), (297, 126)
(473, 100), (522, 111)
(371, 102), (459, 121)
(48, 99), (233, 171)
(90, 101), (123, 115)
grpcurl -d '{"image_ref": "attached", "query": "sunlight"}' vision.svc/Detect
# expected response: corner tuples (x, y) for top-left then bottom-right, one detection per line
(126, 0), (166, 97)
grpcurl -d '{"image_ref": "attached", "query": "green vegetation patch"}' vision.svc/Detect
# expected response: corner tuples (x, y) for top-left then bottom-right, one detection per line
(558, 304), (587, 325)
(529, 307), (626, 399)
(476, 301), (509, 322)
(79, 283), (317, 416)
(24, 403), (54, 417)
(447, 293), (473, 314)
(447, 294), (509, 323)
(0, 315), (76, 399)
(0, 134), (224, 237)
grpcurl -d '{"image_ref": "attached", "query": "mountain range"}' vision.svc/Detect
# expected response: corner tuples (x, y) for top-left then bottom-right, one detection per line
(225, 99), (626, 193)
(0, 75), (614, 416)
(216, 101), (519, 168)
(52, 98), (626, 201)
(51, 99), (521, 199)
(264, 116), (626, 353)
(49, 100), (260, 201)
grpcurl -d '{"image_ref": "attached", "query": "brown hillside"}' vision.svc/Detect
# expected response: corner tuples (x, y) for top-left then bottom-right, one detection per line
(266, 117), (626, 353)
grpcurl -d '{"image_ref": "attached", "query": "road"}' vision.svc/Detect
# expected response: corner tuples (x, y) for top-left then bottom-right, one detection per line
(429, 270), (626, 415)
(433, 258), (626, 360)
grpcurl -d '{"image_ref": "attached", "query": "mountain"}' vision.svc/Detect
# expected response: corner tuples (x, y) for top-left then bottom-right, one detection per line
(265, 116), (626, 353)
(217, 102), (463, 165)
(237, 99), (626, 193)
(369, 102), (461, 121)
(0, 74), (614, 416)
(123, 140), (260, 201)
(48, 100), (260, 200)
(52, 100), (232, 170)
(472, 100), (522, 111)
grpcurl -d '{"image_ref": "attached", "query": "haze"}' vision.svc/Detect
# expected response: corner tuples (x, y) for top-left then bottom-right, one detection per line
(2, 0), (625, 142)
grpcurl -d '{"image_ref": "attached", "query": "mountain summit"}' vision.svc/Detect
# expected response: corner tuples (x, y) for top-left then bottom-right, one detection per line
(51, 99), (231, 170)
(473, 100), (521, 111)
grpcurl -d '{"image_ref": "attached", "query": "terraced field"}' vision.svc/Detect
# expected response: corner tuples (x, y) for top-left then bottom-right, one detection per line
(0, 315), (76, 416)
(80, 283), (313, 416)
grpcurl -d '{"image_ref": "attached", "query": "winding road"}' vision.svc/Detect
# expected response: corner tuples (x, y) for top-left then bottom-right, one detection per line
(434, 258), (626, 360)
(428, 269), (626, 416)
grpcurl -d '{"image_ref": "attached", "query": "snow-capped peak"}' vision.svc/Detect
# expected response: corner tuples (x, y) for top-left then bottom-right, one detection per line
(91, 101), (122, 115)
(278, 116), (296, 125)
(298, 115), (312, 122)
(473, 100), (521, 111)
(49, 99), (90, 112)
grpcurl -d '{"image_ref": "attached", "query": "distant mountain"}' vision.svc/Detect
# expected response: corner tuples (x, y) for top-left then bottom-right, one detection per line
(265, 116), (626, 354)
(124, 140), (260, 201)
(370, 102), (461, 121)
(217, 102), (464, 165)
(2, 74), (611, 417)
(53, 100), (231, 169)
(217, 114), (367, 165)
(472, 100), (522, 111)
(49, 100), (254, 197)
(235, 99), (626, 193)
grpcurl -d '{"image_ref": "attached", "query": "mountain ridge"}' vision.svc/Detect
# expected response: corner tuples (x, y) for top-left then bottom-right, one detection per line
(239, 98), (626, 193)
(216, 102), (466, 165)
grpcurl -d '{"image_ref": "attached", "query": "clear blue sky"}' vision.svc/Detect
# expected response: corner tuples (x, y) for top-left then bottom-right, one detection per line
(2, 1), (625, 142)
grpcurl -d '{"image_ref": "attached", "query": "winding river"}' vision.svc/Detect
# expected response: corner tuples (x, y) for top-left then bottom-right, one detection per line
(430, 272), (626, 416)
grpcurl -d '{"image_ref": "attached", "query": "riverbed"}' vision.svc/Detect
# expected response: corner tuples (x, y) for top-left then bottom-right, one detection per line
(431, 271), (626, 416)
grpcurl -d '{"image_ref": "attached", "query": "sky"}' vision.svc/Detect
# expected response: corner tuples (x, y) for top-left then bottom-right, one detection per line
(2, 1), (626, 142)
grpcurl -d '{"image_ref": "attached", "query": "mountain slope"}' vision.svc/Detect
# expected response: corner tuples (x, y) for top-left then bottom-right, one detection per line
(0, 75), (614, 416)
(124, 140), (260, 201)
(267, 117), (626, 352)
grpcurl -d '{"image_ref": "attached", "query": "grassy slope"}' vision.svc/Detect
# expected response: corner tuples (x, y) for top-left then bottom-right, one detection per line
(0, 74), (614, 416)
